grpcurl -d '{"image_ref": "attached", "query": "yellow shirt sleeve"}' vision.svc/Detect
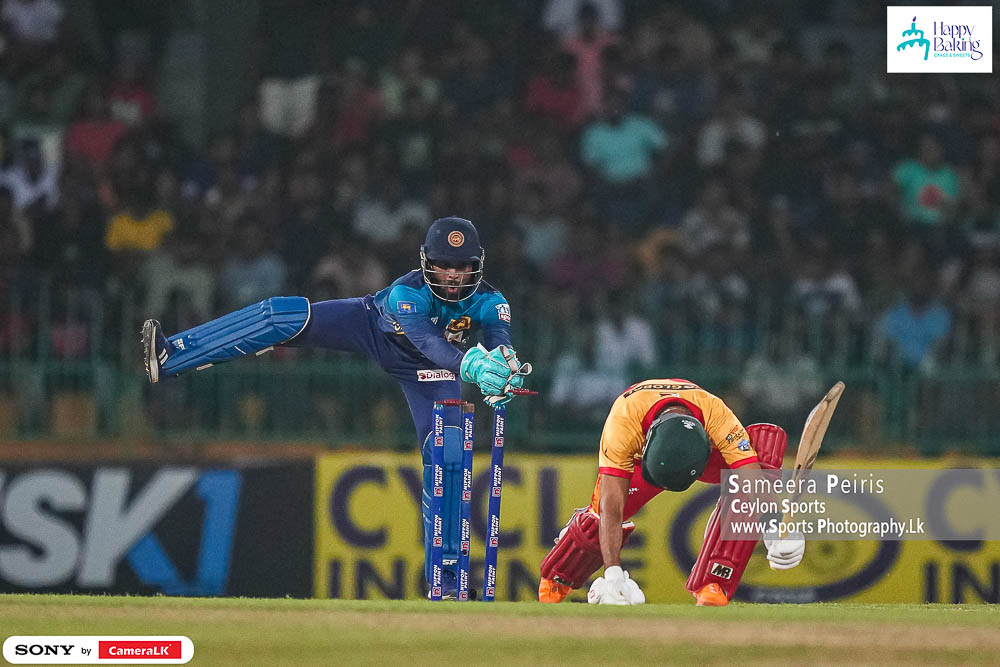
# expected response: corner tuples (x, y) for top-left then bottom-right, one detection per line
(598, 395), (645, 474)
(702, 395), (757, 466)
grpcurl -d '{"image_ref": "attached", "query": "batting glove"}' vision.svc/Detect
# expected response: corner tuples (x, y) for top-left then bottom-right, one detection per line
(764, 531), (806, 570)
(587, 566), (645, 605)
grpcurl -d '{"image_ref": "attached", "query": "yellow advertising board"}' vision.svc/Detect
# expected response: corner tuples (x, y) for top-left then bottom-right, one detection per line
(314, 454), (1000, 602)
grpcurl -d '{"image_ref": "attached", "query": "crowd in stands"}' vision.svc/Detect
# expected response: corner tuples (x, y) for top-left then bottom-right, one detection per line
(0, 0), (998, 438)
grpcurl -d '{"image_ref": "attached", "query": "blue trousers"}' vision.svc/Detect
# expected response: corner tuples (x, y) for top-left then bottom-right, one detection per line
(292, 296), (461, 443)
(293, 296), (465, 586)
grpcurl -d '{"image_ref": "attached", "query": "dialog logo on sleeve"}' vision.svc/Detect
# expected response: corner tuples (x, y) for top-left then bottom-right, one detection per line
(417, 370), (457, 382)
(495, 304), (510, 322)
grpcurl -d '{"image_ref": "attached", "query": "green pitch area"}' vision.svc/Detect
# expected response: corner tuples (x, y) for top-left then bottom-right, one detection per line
(2, 595), (999, 665)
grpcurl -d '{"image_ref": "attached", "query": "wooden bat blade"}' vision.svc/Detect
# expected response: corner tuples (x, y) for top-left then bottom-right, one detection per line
(792, 381), (845, 477)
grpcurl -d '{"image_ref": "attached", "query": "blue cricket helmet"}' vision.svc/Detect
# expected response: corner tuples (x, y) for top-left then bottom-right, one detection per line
(420, 217), (484, 302)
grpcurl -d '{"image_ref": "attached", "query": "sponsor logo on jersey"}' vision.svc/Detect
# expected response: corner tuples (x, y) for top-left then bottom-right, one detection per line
(495, 303), (510, 322)
(418, 369), (457, 382)
(622, 382), (699, 398)
(446, 316), (472, 331)
(737, 438), (751, 451)
(726, 426), (746, 443)
(398, 301), (415, 313)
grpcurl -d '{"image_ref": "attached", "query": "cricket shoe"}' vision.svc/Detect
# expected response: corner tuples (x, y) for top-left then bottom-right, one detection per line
(694, 583), (729, 607)
(141, 319), (171, 383)
(538, 578), (572, 603)
(427, 570), (475, 600)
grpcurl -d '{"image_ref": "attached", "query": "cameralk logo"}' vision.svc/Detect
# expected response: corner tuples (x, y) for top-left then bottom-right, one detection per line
(887, 6), (992, 73)
(3, 637), (193, 664)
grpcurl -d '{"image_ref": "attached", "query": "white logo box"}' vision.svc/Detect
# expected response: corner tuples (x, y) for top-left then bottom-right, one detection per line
(887, 6), (992, 73)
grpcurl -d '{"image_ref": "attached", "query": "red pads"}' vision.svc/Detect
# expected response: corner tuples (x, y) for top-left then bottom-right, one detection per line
(685, 423), (788, 599)
(539, 510), (635, 590)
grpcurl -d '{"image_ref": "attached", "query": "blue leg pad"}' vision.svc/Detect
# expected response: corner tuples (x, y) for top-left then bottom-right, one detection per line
(422, 424), (464, 587)
(162, 297), (310, 375)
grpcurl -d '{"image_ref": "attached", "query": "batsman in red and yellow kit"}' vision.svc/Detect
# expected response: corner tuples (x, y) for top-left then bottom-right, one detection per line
(538, 379), (805, 606)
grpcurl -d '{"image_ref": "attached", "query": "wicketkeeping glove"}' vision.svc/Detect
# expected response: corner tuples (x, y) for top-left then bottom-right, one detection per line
(464, 344), (533, 407)
(763, 531), (805, 570)
(461, 344), (513, 395)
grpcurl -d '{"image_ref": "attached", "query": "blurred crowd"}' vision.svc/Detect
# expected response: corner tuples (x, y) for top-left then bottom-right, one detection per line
(1, 0), (999, 428)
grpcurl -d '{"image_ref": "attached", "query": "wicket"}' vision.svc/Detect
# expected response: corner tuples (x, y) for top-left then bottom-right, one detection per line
(430, 399), (506, 601)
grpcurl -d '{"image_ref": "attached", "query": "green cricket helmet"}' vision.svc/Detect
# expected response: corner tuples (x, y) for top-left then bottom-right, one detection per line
(640, 410), (711, 491)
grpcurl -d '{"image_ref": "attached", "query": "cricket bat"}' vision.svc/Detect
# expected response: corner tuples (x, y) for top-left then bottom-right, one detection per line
(792, 381), (845, 487)
(773, 381), (845, 546)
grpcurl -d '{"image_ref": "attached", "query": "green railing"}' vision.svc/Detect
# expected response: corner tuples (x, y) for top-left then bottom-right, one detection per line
(2, 281), (999, 455)
(2, 356), (999, 455)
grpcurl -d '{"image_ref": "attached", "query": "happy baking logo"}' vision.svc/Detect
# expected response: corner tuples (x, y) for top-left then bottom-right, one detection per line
(896, 16), (930, 59)
(887, 6), (992, 73)
(897, 15), (983, 61)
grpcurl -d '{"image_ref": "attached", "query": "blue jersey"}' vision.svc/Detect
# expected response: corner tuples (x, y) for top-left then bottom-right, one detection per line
(372, 270), (513, 372)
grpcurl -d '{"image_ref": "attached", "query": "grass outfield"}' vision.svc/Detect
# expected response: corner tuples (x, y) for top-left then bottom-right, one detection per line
(2, 596), (999, 665)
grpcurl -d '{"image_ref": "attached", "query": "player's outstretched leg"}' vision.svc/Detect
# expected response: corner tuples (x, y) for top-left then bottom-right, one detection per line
(141, 297), (311, 383)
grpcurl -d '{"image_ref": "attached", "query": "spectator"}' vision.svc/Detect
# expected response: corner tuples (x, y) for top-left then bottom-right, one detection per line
(580, 87), (667, 229)
(0, 183), (31, 257)
(141, 239), (213, 330)
(791, 240), (862, 319)
(312, 58), (383, 153)
(106, 58), (156, 128)
(14, 45), (90, 133)
(380, 86), (441, 195)
(441, 34), (508, 118)
(352, 174), (431, 249)
(560, 2), (617, 119)
(548, 303), (624, 421)
(513, 182), (567, 271)
(892, 131), (959, 228)
(379, 47), (440, 119)
(875, 269), (952, 372)
(513, 132), (582, 213)
(1, 138), (59, 216)
(1, 0), (64, 73)
(543, 0), (622, 39)
(255, 0), (326, 138)
(234, 98), (287, 183)
(308, 234), (388, 301)
(696, 90), (766, 168)
(592, 289), (657, 373)
(104, 165), (173, 264)
(8, 80), (65, 170)
(957, 242), (1000, 364)
(740, 316), (825, 427)
(219, 217), (287, 311)
(64, 84), (129, 173)
(523, 49), (584, 131)
(686, 241), (753, 359)
(679, 177), (750, 257)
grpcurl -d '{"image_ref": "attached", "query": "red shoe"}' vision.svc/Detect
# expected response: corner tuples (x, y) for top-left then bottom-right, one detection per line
(694, 583), (729, 607)
(538, 578), (572, 603)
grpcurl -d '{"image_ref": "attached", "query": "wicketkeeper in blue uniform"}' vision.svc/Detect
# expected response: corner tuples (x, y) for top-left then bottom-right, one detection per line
(142, 217), (532, 598)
